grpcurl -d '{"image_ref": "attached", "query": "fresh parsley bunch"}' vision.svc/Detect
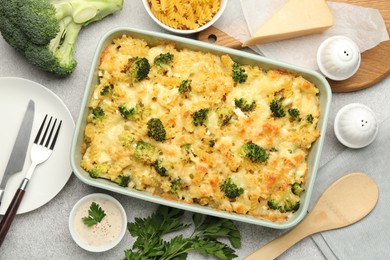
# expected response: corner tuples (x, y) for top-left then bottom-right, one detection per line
(125, 206), (241, 260)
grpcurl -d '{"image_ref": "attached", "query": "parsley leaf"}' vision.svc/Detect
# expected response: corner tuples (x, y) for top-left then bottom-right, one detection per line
(82, 202), (106, 227)
(125, 206), (241, 260)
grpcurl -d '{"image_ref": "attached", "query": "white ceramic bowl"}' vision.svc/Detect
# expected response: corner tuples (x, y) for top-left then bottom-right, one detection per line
(142, 0), (228, 35)
(69, 193), (127, 252)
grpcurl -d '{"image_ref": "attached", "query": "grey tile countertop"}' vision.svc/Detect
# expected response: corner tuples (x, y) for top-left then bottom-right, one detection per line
(0, 1), (389, 259)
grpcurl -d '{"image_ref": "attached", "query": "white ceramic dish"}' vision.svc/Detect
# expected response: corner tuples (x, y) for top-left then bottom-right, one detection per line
(71, 27), (332, 229)
(142, 0), (228, 35)
(0, 77), (74, 215)
(69, 193), (127, 252)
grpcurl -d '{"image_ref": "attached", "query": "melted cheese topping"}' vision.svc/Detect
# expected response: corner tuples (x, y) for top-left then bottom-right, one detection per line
(80, 35), (321, 222)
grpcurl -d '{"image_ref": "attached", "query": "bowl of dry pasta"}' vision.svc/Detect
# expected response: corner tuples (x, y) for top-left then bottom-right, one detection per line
(142, 0), (228, 34)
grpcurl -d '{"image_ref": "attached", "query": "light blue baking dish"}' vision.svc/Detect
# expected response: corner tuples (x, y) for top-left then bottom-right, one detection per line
(71, 27), (332, 229)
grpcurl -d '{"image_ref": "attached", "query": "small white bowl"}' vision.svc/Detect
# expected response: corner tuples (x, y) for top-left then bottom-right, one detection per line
(317, 36), (361, 81)
(69, 193), (127, 252)
(334, 103), (378, 149)
(142, 0), (228, 35)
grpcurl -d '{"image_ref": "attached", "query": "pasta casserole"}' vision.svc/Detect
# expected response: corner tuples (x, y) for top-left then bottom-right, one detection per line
(80, 34), (321, 222)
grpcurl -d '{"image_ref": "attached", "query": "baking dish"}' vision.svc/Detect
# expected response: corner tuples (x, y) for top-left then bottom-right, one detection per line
(71, 27), (331, 229)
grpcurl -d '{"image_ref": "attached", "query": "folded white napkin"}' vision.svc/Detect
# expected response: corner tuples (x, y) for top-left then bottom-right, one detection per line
(309, 115), (390, 259)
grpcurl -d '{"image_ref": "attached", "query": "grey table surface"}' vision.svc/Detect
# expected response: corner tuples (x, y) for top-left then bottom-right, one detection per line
(0, 1), (389, 259)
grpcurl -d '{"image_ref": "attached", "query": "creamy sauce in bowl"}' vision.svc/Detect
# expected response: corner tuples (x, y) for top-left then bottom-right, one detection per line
(69, 193), (127, 252)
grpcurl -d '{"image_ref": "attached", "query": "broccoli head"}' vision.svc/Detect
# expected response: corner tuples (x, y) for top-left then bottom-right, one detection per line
(216, 107), (234, 126)
(113, 174), (131, 187)
(242, 142), (268, 163)
(267, 191), (300, 213)
(178, 79), (192, 95)
(234, 98), (256, 112)
(193, 109), (209, 126)
(123, 57), (150, 83)
(170, 178), (182, 193)
(134, 141), (158, 164)
(147, 118), (167, 142)
(0, 0), (123, 76)
(220, 178), (244, 199)
(270, 98), (286, 118)
(291, 182), (305, 196)
(288, 108), (300, 120)
(153, 160), (168, 177)
(154, 52), (174, 67)
(232, 62), (248, 83)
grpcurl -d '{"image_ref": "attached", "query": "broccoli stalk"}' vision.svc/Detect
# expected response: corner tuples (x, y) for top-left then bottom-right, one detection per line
(0, 0), (123, 76)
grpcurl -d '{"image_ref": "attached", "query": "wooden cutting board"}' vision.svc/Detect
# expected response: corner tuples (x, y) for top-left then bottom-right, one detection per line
(197, 0), (390, 92)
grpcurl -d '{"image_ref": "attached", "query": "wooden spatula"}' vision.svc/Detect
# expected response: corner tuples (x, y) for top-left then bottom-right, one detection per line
(245, 172), (379, 260)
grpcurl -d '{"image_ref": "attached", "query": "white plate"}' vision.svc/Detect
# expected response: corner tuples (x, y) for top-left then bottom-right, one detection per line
(0, 77), (74, 214)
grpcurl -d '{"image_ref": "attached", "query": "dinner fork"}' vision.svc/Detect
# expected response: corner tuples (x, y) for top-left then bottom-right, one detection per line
(0, 115), (62, 247)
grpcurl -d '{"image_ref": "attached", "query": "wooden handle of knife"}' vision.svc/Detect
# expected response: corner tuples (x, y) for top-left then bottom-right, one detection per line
(0, 179), (28, 247)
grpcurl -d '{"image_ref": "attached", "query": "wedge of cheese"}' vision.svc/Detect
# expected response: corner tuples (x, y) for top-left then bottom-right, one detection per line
(242, 0), (333, 46)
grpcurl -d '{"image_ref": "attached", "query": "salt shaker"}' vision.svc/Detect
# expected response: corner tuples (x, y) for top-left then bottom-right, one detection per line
(317, 36), (361, 81)
(334, 103), (378, 148)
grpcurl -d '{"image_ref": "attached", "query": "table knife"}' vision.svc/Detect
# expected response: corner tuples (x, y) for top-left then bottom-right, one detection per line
(0, 100), (35, 206)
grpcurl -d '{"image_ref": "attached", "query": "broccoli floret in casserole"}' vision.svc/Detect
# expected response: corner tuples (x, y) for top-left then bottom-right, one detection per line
(291, 182), (305, 196)
(306, 114), (314, 124)
(234, 98), (256, 112)
(242, 142), (268, 163)
(147, 118), (167, 142)
(220, 178), (244, 199)
(0, 0), (123, 76)
(270, 98), (286, 118)
(88, 163), (110, 178)
(123, 57), (150, 83)
(232, 62), (248, 83)
(288, 108), (300, 120)
(114, 174), (131, 187)
(118, 105), (142, 121)
(91, 106), (105, 121)
(100, 84), (114, 96)
(154, 52), (174, 67)
(267, 191), (300, 213)
(170, 178), (182, 192)
(216, 107), (234, 127)
(153, 160), (168, 177)
(193, 109), (209, 126)
(178, 79), (192, 95)
(134, 141), (158, 164)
